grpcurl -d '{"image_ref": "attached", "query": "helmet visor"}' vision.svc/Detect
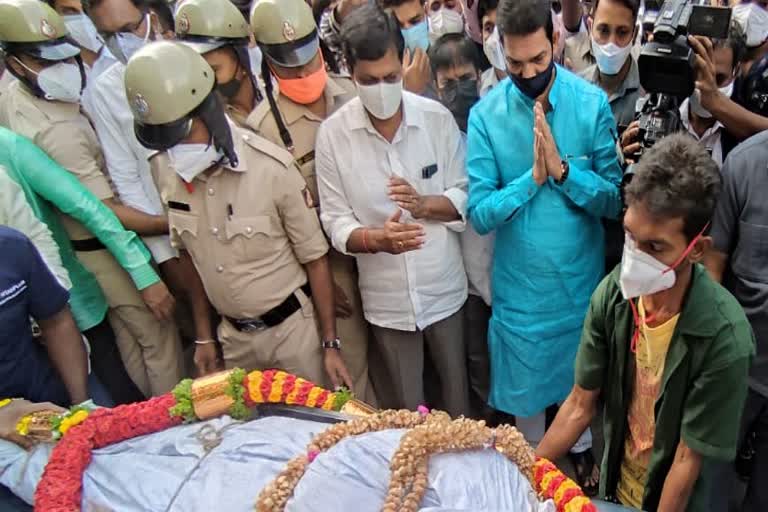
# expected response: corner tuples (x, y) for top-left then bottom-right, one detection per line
(177, 35), (249, 55)
(5, 38), (81, 61)
(260, 29), (318, 68)
(134, 117), (193, 151)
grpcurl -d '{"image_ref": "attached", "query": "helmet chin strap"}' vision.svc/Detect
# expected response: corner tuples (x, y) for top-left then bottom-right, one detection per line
(193, 91), (238, 168)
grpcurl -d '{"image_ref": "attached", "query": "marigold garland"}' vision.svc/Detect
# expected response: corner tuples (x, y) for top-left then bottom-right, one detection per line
(534, 457), (598, 512)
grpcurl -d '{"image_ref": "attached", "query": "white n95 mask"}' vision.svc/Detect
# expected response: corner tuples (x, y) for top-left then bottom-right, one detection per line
(15, 58), (83, 103)
(484, 27), (506, 72)
(428, 8), (465, 41)
(168, 143), (223, 183)
(591, 39), (633, 75)
(356, 80), (403, 120)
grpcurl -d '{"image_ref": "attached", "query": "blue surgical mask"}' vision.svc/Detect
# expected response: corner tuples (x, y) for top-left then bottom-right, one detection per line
(401, 20), (430, 53)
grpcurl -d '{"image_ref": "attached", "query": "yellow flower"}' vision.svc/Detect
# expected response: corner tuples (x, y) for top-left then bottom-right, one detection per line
(269, 372), (287, 403)
(554, 480), (580, 504)
(15, 416), (32, 436)
(320, 395), (334, 410)
(70, 410), (89, 426)
(305, 387), (323, 407)
(249, 373), (263, 403)
(59, 418), (73, 435)
(0, 398), (11, 409)
(564, 496), (592, 512)
(540, 471), (558, 494)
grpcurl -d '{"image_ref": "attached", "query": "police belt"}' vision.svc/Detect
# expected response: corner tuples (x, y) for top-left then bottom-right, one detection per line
(71, 238), (106, 252)
(226, 283), (312, 332)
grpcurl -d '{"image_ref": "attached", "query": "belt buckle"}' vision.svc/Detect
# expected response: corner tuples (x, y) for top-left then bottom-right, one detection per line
(242, 318), (267, 332)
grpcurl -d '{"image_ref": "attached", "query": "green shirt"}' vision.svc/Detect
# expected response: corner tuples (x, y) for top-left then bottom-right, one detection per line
(0, 126), (159, 331)
(575, 264), (754, 511)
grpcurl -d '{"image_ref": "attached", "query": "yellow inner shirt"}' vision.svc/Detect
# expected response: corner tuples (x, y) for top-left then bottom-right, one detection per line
(616, 299), (680, 509)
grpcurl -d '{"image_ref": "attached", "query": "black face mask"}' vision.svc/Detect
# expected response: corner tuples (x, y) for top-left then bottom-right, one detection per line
(441, 78), (479, 132)
(509, 57), (555, 100)
(216, 62), (242, 99)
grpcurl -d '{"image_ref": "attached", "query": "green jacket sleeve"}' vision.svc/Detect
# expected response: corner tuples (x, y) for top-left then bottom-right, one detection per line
(681, 320), (754, 461)
(12, 133), (160, 290)
(575, 274), (612, 391)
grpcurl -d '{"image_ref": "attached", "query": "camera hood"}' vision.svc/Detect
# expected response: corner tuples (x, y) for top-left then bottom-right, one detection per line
(638, 37), (696, 98)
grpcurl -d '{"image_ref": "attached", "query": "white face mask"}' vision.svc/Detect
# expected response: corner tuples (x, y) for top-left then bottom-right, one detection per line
(733, 3), (768, 48)
(484, 27), (506, 71)
(689, 80), (734, 119)
(63, 14), (104, 54)
(619, 235), (677, 300)
(168, 143), (223, 183)
(356, 80), (403, 120)
(16, 59), (83, 103)
(428, 8), (464, 41)
(115, 13), (153, 63)
(248, 46), (262, 74)
(591, 38), (633, 75)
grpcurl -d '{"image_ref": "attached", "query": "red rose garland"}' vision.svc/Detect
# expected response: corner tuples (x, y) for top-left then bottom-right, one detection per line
(34, 394), (181, 512)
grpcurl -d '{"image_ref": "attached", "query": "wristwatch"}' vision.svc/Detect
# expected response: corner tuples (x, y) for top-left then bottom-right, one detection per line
(555, 160), (570, 185)
(322, 338), (342, 350)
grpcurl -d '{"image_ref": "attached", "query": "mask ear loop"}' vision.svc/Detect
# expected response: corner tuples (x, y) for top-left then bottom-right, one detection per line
(661, 222), (710, 275)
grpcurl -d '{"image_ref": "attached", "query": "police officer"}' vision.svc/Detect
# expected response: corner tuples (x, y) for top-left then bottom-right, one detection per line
(173, 0), (262, 128)
(124, 41), (352, 388)
(250, 0), (376, 404)
(0, 0), (184, 397)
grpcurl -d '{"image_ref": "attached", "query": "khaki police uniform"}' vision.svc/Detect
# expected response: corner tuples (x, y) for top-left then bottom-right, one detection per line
(153, 123), (330, 384)
(247, 75), (376, 404)
(0, 81), (184, 396)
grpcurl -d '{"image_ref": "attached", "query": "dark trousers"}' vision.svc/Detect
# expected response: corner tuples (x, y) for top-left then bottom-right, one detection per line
(465, 294), (491, 417)
(0, 484), (30, 511)
(84, 319), (144, 405)
(710, 388), (768, 511)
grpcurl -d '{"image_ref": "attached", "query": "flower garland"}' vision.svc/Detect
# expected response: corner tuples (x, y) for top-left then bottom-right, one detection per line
(534, 458), (598, 512)
(243, 369), (353, 411)
(256, 409), (439, 511)
(34, 393), (181, 512)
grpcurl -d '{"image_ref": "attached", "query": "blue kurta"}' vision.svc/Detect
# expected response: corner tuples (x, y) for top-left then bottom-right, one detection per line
(467, 66), (622, 417)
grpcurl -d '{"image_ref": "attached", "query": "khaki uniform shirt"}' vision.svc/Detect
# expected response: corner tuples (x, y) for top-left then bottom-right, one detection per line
(246, 74), (356, 204)
(155, 124), (328, 319)
(0, 81), (147, 309)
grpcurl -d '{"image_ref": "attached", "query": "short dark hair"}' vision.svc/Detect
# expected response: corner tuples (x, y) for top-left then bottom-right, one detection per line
(591, 0), (640, 24)
(478, 0), (499, 24)
(428, 33), (481, 75)
(82, 0), (172, 29)
(712, 21), (747, 70)
(625, 133), (721, 242)
(497, 0), (553, 43)
(342, 3), (405, 70)
(379, 0), (422, 9)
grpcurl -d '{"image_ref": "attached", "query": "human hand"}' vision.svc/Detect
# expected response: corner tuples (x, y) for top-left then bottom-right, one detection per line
(533, 123), (548, 185)
(689, 35), (719, 108)
(323, 349), (353, 389)
(377, 209), (425, 254)
(388, 177), (428, 218)
(534, 102), (563, 179)
(620, 120), (641, 163)
(0, 400), (65, 450)
(403, 48), (431, 95)
(140, 281), (175, 322)
(334, 282), (353, 318)
(193, 343), (219, 377)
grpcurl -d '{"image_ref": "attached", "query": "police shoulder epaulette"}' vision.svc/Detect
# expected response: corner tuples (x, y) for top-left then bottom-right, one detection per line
(240, 132), (294, 168)
(246, 99), (272, 131)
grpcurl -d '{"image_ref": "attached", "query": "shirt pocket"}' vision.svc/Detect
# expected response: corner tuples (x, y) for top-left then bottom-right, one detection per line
(733, 220), (768, 282)
(225, 215), (274, 261)
(169, 211), (199, 248)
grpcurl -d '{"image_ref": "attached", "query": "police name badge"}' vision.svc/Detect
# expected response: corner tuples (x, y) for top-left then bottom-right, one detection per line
(133, 93), (150, 121)
(177, 13), (190, 35)
(283, 21), (296, 41)
(40, 19), (57, 39)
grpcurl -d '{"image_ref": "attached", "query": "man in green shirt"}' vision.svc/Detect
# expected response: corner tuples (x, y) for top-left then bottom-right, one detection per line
(0, 126), (172, 404)
(537, 133), (754, 511)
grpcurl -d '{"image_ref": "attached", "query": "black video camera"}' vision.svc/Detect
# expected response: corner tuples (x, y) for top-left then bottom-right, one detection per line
(631, 0), (731, 156)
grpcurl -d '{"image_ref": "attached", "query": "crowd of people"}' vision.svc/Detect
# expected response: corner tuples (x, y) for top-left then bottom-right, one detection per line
(0, 0), (766, 509)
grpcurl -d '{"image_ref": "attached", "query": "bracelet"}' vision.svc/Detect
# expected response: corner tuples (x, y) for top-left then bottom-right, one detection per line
(321, 338), (341, 350)
(362, 228), (370, 254)
(194, 339), (216, 345)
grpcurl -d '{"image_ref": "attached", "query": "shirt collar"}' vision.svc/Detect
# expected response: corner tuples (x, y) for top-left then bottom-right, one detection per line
(586, 58), (641, 103)
(280, 76), (350, 124)
(208, 117), (249, 176)
(679, 99), (725, 138)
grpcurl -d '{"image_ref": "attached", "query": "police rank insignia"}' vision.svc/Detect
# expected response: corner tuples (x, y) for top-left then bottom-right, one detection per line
(282, 21), (296, 41)
(40, 19), (57, 39)
(177, 13), (190, 35)
(132, 93), (150, 120)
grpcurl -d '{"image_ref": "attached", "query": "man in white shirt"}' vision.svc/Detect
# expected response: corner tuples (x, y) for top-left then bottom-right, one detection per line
(83, 0), (175, 266)
(316, 3), (470, 417)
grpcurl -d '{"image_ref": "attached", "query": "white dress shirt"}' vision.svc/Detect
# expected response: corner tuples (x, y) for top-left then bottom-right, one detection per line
(680, 98), (725, 167)
(316, 91), (468, 331)
(0, 166), (71, 289)
(85, 61), (176, 264)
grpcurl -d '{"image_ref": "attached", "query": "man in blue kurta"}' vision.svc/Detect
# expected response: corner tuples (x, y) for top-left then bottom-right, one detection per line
(466, 0), (622, 490)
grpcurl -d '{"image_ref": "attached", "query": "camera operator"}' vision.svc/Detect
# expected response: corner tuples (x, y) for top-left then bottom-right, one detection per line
(621, 32), (768, 164)
(732, 0), (768, 77)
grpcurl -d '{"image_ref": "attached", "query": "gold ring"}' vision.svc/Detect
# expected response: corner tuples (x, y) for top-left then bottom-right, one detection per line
(398, 241), (405, 249)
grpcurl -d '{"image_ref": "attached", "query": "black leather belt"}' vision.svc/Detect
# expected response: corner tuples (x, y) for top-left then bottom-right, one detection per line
(71, 238), (106, 252)
(226, 283), (311, 332)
